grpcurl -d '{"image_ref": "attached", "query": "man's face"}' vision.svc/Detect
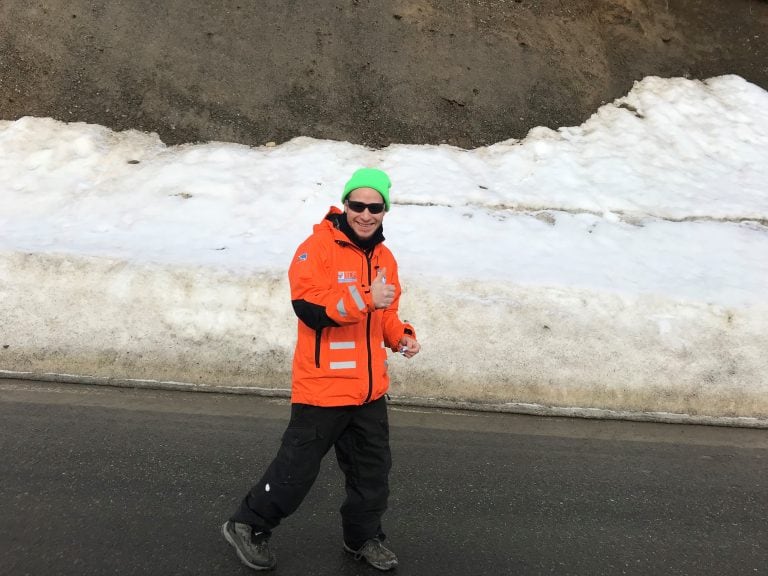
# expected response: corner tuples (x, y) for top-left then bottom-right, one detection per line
(345, 187), (386, 240)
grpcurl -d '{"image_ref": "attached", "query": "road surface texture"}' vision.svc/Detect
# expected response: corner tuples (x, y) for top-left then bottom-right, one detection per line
(1, 379), (765, 576)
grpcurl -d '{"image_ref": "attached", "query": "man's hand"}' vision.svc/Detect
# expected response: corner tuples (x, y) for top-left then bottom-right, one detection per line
(398, 335), (421, 358)
(371, 267), (395, 309)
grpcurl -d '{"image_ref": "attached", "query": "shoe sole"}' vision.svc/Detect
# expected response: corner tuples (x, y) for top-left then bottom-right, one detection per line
(343, 543), (398, 571)
(221, 522), (276, 571)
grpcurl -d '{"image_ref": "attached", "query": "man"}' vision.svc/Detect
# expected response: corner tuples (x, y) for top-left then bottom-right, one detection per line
(223, 167), (420, 571)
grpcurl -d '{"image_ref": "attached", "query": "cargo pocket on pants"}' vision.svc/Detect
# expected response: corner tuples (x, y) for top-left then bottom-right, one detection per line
(277, 426), (321, 485)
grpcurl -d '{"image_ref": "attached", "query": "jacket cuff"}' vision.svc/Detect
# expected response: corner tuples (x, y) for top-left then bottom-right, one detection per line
(401, 323), (416, 341)
(363, 288), (376, 313)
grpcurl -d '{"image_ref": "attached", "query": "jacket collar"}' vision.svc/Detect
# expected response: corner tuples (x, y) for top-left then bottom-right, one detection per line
(321, 206), (385, 251)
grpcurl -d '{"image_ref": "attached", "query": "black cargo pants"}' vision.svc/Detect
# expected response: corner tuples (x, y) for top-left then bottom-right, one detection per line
(231, 395), (392, 549)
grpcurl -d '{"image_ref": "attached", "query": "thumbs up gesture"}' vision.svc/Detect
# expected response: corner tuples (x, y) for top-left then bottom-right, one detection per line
(371, 267), (395, 309)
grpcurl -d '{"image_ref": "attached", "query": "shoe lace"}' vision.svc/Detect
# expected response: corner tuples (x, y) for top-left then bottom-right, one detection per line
(251, 531), (269, 550)
(356, 538), (385, 560)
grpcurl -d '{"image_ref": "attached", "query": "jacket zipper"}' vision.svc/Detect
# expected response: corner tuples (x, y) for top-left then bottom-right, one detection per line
(363, 252), (374, 403)
(314, 328), (322, 368)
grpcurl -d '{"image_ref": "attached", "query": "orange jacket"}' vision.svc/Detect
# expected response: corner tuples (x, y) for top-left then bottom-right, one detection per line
(288, 207), (415, 406)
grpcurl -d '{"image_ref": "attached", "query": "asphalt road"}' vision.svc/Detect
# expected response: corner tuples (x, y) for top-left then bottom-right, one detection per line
(1, 379), (766, 576)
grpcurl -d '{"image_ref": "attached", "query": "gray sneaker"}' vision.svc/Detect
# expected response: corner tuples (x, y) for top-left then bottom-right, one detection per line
(344, 538), (398, 571)
(221, 521), (276, 571)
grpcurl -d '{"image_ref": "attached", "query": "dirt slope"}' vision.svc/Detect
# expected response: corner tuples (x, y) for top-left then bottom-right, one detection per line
(1, 0), (766, 147)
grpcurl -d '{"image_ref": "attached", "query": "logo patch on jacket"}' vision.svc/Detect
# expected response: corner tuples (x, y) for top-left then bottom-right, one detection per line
(337, 271), (358, 284)
(297, 252), (308, 262)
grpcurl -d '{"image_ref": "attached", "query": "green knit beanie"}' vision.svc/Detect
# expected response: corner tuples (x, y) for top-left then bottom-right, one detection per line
(341, 168), (392, 211)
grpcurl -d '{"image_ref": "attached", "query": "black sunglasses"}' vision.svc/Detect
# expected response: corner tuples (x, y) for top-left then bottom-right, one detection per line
(346, 200), (386, 214)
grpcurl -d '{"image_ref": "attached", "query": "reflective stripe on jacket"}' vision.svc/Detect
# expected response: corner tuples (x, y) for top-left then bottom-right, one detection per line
(288, 207), (415, 406)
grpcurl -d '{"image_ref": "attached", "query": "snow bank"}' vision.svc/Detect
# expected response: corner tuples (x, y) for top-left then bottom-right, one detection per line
(1, 75), (767, 424)
(2, 249), (766, 423)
